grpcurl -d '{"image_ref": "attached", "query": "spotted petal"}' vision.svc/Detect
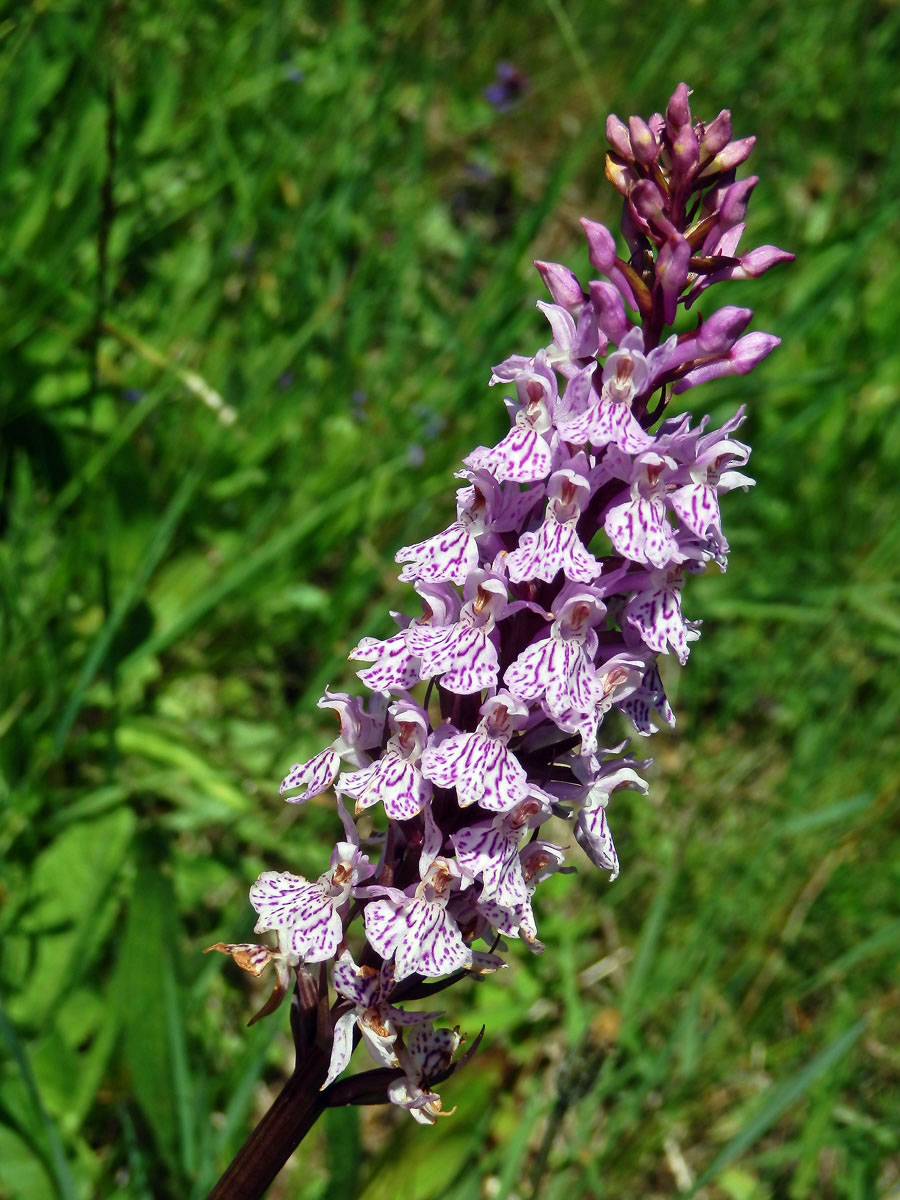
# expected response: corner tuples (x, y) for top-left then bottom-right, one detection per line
(605, 495), (680, 569)
(506, 518), (601, 584)
(421, 731), (528, 812)
(337, 755), (431, 820)
(396, 522), (478, 586)
(279, 748), (340, 802)
(575, 804), (620, 880)
(407, 624), (499, 694)
(465, 426), (553, 483)
(625, 579), (691, 664)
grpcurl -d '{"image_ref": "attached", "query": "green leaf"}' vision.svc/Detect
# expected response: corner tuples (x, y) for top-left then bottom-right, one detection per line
(10, 808), (135, 1027)
(115, 858), (195, 1177)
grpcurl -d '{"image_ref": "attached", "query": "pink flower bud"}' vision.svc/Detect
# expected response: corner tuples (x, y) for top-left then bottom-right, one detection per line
(699, 134), (756, 177)
(606, 113), (633, 160)
(666, 82), (692, 132)
(700, 109), (733, 158)
(628, 115), (658, 167)
(534, 260), (587, 312)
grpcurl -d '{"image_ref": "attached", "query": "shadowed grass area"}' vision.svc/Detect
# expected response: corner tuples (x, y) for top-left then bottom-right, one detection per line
(1, 1), (898, 1197)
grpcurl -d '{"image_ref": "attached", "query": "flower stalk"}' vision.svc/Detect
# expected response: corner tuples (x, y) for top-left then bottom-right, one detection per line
(205, 82), (791, 1197)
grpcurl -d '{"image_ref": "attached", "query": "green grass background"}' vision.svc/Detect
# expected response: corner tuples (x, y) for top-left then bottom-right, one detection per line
(2, 1), (899, 1197)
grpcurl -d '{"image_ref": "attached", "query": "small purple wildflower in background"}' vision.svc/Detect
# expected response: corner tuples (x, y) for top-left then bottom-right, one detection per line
(205, 83), (792, 1196)
(484, 61), (531, 111)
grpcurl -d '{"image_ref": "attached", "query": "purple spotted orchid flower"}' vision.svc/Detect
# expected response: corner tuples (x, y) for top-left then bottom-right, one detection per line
(207, 84), (791, 1196)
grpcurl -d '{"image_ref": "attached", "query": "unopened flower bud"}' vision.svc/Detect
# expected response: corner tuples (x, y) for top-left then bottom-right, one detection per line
(628, 115), (658, 167)
(700, 109), (733, 159)
(606, 113), (633, 160)
(534, 260), (587, 312)
(699, 134), (756, 178)
(665, 82), (692, 136)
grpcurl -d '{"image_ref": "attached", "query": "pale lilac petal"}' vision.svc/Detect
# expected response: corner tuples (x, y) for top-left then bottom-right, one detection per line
(605, 496), (680, 569)
(503, 636), (560, 702)
(422, 732), (528, 812)
(337, 756), (430, 820)
(618, 664), (676, 734)
(352, 630), (422, 693)
(670, 482), (720, 538)
(250, 871), (310, 930)
(323, 1010), (358, 1088)
(465, 426), (553, 483)
(625, 583), (690, 663)
(396, 522), (479, 586)
(283, 888), (344, 961)
(506, 518), (601, 584)
(575, 805), (620, 879)
(279, 748), (340, 801)
(591, 399), (653, 454)
(544, 641), (598, 718)
(408, 624), (499, 694)
(363, 897), (405, 961)
(395, 900), (470, 980)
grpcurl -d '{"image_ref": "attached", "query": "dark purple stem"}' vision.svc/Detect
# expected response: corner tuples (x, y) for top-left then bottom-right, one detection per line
(204, 1044), (331, 1200)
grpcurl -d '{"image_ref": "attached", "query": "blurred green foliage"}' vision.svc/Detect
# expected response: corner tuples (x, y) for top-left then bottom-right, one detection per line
(1, 1), (899, 1197)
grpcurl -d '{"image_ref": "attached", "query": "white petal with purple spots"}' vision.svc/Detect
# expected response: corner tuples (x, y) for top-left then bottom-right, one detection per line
(279, 748), (340, 802)
(625, 580), (690, 664)
(421, 730), (528, 811)
(396, 521), (479, 586)
(407, 623), (499, 694)
(506, 517), (601, 584)
(575, 804), (620, 879)
(465, 426), (553, 483)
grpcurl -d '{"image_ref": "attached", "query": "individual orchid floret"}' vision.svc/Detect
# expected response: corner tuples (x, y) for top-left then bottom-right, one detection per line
(505, 454), (602, 584)
(464, 355), (557, 484)
(249, 841), (374, 964)
(420, 691), (530, 812)
(604, 450), (683, 570)
(350, 580), (460, 694)
(363, 859), (472, 981)
(504, 589), (606, 740)
(623, 566), (693, 664)
(668, 424), (753, 540)
(280, 688), (387, 802)
(323, 951), (443, 1088)
(395, 471), (496, 585)
(336, 700), (432, 820)
(388, 1023), (462, 1124)
(478, 840), (571, 949)
(406, 572), (515, 695)
(557, 329), (674, 453)
(451, 795), (550, 908)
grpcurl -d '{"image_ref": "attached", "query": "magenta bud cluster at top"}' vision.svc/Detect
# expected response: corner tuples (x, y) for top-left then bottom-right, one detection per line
(209, 83), (792, 1125)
